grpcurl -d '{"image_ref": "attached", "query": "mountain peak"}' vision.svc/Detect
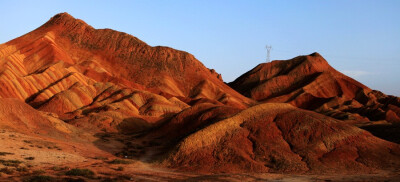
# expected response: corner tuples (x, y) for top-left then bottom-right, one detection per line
(43, 12), (91, 31)
(305, 52), (327, 63)
(52, 12), (74, 19)
(309, 52), (322, 57)
(48, 12), (76, 24)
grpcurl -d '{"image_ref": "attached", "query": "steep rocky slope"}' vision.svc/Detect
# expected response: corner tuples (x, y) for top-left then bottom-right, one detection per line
(0, 98), (77, 137)
(0, 12), (252, 112)
(229, 53), (400, 123)
(0, 13), (399, 179)
(164, 103), (400, 173)
(0, 12), (254, 132)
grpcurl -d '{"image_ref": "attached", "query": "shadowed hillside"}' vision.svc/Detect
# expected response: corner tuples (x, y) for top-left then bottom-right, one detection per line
(229, 53), (400, 123)
(0, 13), (399, 181)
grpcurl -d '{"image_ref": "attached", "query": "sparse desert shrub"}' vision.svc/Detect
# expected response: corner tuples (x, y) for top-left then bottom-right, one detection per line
(0, 159), (22, 167)
(0, 152), (13, 156)
(108, 159), (132, 164)
(23, 140), (32, 144)
(0, 167), (14, 174)
(116, 166), (124, 171)
(94, 156), (108, 160)
(51, 166), (69, 171)
(25, 157), (35, 160)
(24, 175), (55, 182)
(65, 168), (95, 177)
(17, 165), (29, 172)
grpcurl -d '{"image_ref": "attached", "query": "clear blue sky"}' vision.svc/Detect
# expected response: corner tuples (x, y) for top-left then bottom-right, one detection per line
(1, 0), (399, 96)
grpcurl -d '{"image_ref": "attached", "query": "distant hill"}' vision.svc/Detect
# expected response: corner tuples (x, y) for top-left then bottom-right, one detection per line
(229, 52), (400, 123)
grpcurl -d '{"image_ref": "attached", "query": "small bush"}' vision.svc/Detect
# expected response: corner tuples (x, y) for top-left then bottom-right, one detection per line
(108, 159), (132, 164)
(0, 152), (13, 156)
(65, 168), (94, 177)
(51, 166), (69, 171)
(25, 157), (35, 160)
(0, 159), (22, 167)
(17, 166), (29, 172)
(94, 156), (108, 160)
(116, 166), (124, 171)
(0, 167), (14, 174)
(24, 175), (54, 182)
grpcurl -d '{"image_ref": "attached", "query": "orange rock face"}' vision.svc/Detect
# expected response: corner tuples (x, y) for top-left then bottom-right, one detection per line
(230, 53), (400, 123)
(0, 98), (78, 137)
(0, 13), (251, 107)
(0, 13), (399, 178)
(0, 12), (252, 131)
(163, 103), (400, 173)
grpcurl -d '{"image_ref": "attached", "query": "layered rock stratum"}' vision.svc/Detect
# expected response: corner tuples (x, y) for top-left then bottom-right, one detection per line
(0, 13), (399, 181)
(229, 52), (400, 123)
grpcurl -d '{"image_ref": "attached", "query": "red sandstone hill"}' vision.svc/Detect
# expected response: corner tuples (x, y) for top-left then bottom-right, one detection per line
(0, 13), (399, 179)
(162, 103), (400, 173)
(229, 53), (400, 123)
(0, 12), (253, 132)
(0, 12), (252, 113)
(0, 98), (78, 138)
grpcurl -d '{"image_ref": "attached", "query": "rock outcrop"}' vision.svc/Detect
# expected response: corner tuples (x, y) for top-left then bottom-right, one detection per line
(229, 53), (400, 123)
(0, 13), (253, 132)
(164, 103), (400, 173)
(0, 13), (251, 109)
(0, 98), (77, 137)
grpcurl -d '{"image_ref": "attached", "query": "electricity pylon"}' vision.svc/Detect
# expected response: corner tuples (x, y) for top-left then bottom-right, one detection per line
(266, 45), (272, 62)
